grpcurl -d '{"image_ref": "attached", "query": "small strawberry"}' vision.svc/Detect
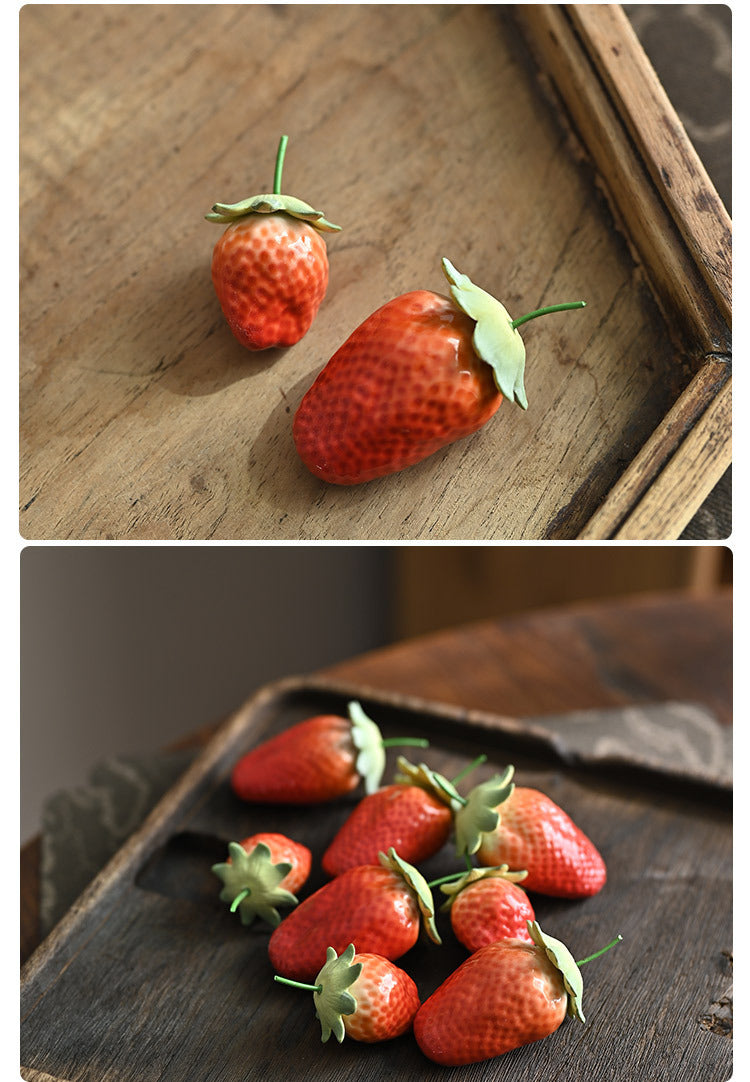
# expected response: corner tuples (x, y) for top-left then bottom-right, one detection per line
(206, 134), (340, 350)
(211, 832), (312, 927)
(267, 847), (440, 981)
(274, 943), (420, 1043)
(414, 920), (621, 1066)
(321, 757), (469, 877)
(438, 865), (534, 951)
(293, 257), (585, 484)
(453, 767), (607, 898)
(230, 701), (427, 805)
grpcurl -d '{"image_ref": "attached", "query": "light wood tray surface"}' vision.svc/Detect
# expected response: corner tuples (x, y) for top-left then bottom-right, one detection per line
(19, 5), (730, 539)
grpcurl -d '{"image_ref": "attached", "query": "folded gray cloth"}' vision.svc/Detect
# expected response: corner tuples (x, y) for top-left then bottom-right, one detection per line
(39, 749), (196, 935)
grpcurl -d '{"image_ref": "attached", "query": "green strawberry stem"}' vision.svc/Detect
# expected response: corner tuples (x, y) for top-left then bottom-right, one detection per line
(230, 888), (250, 913)
(450, 754), (487, 785)
(511, 301), (586, 329)
(427, 864), (473, 889)
(273, 134), (289, 196)
(381, 737), (430, 749)
(576, 934), (623, 966)
(274, 975), (322, 993)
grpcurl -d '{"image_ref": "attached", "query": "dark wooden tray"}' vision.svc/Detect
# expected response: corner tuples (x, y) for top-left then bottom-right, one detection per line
(20, 678), (732, 1081)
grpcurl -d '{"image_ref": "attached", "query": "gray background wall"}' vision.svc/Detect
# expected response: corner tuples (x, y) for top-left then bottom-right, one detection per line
(20, 546), (393, 842)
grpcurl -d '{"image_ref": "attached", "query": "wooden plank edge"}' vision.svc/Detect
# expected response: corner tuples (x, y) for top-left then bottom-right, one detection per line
(20, 1064), (67, 1082)
(19, 675), (306, 989)
(568, 3), (731, 324)
(613, 377), (731, 539)
(21, 1068), (68, 1082)
(514, 4), (729, 355)
(578, 360), (730, 538)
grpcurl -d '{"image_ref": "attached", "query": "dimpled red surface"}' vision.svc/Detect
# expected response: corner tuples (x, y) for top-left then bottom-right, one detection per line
(211, 213), (328, 349)
(321, 784), (452, 876)
(230, 715), (359, 804)
(450, 877), (535, 951)
(413, 941), (568, 1065)
(344, 954), (420, 1042)
(477, 787), (607, 897)
(293, 291), (502, 483)
(267, 865), (421, 981)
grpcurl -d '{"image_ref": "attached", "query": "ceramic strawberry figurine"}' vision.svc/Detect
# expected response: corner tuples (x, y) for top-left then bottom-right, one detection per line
(207, 134), (340, 350)
(230, 701), (427, 805)
(211, 833), (311, 927)
(293, 257), (585, 483)
(438, 865), (535, 951)
(267, 847), (440, 981)
(414, 920), (621, 1065)
(321, 757), (485, 877)
(453, 767), (607, 897)
(274, 943), (420, 1043)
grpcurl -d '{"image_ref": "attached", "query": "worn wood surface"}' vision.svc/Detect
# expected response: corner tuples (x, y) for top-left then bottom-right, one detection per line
(20, 675), (731, 1082)
(568, 4), (732, 323)
(514, 5), (731, 539)
(19, 4), (729, 540)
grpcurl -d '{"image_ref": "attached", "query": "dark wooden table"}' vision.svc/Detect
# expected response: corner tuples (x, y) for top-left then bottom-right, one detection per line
(21, 587), (731, 966)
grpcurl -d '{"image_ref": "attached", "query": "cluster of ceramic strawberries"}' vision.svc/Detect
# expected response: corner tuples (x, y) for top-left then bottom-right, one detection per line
(211, 701), (620, 1067)
(206, 136), (586, 487)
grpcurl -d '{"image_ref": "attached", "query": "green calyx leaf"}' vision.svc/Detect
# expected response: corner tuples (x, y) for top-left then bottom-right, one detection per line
(211, 840), (298, 928)
(348, 701), (387, 795)
(453, 766), (515, 857)
(441, 258), (527, 409)
(527, 920), (585, 1023)
(206, 135), (341, 230)
(313, 944), (362, 1043)
(438, 864), (528, 911)
(378, 847), (441, 945)
(392, 756), (462, 810)
(205, 193), (341, 231)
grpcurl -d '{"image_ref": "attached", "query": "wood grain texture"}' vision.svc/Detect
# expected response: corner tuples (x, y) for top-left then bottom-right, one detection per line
(19, 4), (728, 540)
(614, 377), (731, 538)
(20, 679), (732, 1082)
(324, 590), (733, 729)
(568, 4), (732, 322)
(578, 360), (730, 538)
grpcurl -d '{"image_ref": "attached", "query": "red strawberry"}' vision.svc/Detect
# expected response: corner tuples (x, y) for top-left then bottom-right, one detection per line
(211, 832), (311, 927)
(230, 701), (426, 805)
(321, 758), (455, 877)
(414, 920), (621, 1066)
(439, 866), (535, 951)
(207, 134), (340, 350)
(268, 848), (440, 981)
(274, 943), (420, 1043)
(454, 768), (606, 898)
(293, 257), (585, 484)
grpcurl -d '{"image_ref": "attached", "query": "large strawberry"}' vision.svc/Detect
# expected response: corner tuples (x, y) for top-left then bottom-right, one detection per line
(453, 767), (606, 898)
(293, 257), (585, 484)
(206, 134), (340, 350)
(321, 758), (460, 877)
(211, 832), (311, 927)
(267, 848), (440, 981)
(230, 701), (427, 805)
(274, 943), (420, 1043)
(439, 865), (534, 951)
(414, 920), (621, 1066)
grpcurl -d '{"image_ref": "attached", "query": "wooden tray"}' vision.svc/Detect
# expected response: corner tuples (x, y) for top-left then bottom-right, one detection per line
(19, 4), (730, 540)
(20, 677), (732, 1082)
